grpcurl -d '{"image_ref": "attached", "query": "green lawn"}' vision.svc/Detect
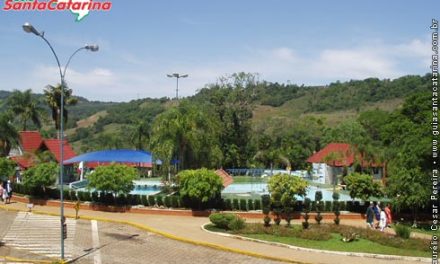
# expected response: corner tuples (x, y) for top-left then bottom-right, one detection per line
(243, 233), (430, 258)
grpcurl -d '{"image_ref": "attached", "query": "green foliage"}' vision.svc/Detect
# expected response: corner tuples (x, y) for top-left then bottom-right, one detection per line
(87, 164), (137, 195)
(148, 195), (156, 206)
(156, 195), (164, 206)
(22, 162), (58, 191)
(240, 199), (248, 211)
(177, 169), (223, 209)
(0, 157), (16, 181)
(232, 199), (239, 210)
(254, 199), (261, 210)
(394, 225), (411, 239)
(209, 213), (236, 229)
(228, 215), (246, 231)
(141, 195), (149, 206)
(344, 173), (383, 201)
(247, 199), (254, 211)
(314, 191), (323, 224)
(0, 113), (20, 157)
(333, 192), (341, 225)
(224, 199), (232, 210)
(151, 101), (222, 170)
(164, 196), (172, 208)
(261, 194), (271, 214)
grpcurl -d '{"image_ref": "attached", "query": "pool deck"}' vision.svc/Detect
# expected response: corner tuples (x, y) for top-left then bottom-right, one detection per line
(0, 198), (430, 264)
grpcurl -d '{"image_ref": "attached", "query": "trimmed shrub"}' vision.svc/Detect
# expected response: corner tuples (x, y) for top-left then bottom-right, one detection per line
(346, 201), (354, 212)
(171, 196), (179, 208)
(133, 194), (141, 205)
(247, 199), (254, 211)
(254, 199), (261, 210)
(209, 213), (235, 229)
(91, 192), (99, 203)
(156, 195), (164, 206)
(141, 195), (149, 206)
(164, 196), (172, 208)
(339, 201), (346, 211)
(100, 193), (115, 205)
(232, 199), (239, 211)
(116, 194), (127, 206)
(148, 195), (155, 206)
(240, 199), (248, 211)
(224, 199), (233, 210)
(228, 216), (246, 231)
(395, 225), (411, 239)
(325, 201), (332, 212)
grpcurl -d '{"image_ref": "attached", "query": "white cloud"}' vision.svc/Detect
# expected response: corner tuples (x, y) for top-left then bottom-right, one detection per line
(19, 38), (430, 102)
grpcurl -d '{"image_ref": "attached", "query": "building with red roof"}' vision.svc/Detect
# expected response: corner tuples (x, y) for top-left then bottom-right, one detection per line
(307, 143), (383, 185)
(9, 131), (76, 170)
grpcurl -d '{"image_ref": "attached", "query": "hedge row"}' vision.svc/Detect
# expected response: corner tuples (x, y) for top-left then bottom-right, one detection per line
(12, 183), (182, 208)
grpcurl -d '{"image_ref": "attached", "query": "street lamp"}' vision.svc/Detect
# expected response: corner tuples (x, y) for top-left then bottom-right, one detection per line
(23, 22), (98, 261)
(167, 73), (188, 100)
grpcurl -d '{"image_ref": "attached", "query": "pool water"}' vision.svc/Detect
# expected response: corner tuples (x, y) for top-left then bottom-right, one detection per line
(223, 183), (354, 201)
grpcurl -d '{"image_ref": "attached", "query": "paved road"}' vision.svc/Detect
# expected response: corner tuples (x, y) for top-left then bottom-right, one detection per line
(0, 210), (283, 264)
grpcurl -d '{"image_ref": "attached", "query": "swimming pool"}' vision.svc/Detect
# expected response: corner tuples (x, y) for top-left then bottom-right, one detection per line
(222, 183), (354, 201)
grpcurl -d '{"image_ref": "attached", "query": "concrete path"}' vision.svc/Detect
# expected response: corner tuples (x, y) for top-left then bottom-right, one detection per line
(0, 202), (430, 264)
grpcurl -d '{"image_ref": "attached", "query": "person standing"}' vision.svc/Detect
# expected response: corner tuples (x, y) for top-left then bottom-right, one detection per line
(384, 203), (392, 227)
(5, 180), (12, 204)
(0, 183), (4, 202)
(372, 201), (380, 228)
(379, 206), (387, 232)
(2, 181), (8, 204)
(365, 202), (374, 228)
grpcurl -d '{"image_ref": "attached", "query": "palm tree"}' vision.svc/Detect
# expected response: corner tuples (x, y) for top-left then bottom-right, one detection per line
(44, 84), (78, 131)
(0, 113), (20, 157)
(130, 119), (151, 150)
(6, 89), (45, 130)
(254, 149), (291, 176)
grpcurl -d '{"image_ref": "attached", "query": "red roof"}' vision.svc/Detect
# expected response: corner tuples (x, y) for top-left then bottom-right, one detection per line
(215, 169), (234, 188)
(43, 139), (77, 163)
(307, 143), (354, 167)
(19, 131), (43, 152)
(307, 143), (383, 167)
(11, 156), (34, 169)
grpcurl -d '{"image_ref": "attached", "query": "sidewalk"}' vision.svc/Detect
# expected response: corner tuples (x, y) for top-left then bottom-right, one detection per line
(0, 201), (430, 264)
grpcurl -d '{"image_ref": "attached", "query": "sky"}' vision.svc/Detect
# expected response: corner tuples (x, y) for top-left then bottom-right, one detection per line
(0, 0), (438, 102)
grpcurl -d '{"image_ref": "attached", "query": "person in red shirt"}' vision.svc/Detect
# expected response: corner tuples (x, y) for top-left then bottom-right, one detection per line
(384, 203), (392, 227)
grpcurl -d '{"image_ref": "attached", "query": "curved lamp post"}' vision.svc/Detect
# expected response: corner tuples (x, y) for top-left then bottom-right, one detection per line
(23, 22), (98, 261)
(167, 73), (188, 100)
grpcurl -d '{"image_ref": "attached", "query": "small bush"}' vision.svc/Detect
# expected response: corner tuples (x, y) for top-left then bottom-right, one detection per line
(254, 199), (261, 210)
(91, 192), (99, 203)
(224, 199), (232, 210)
(133, 194), (141, 205)
(395, 225), (411, 239)
(209, 213), (236, 229)
(148, 195), (155, 206)
(232, 199), (239, 211)
(164, 196), (172, 208)
(240, 199), (248, 211)
(141, 195), (149, 206)
(156, 195), (164, 206)
(346, 201), (354, 212)
(339, 201), (346, 211)
(82, 191), (91, 202)
(171, 196), (179, 208)
(325, 201), (332, 212)
(264, 215), (272, 227)
(116, 194), (126, 205)
(228, 216), (246, 231)
(247, 199), (254, 211)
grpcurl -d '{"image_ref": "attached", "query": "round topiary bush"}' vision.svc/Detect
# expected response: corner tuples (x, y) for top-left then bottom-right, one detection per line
(209, 213), (236, 229)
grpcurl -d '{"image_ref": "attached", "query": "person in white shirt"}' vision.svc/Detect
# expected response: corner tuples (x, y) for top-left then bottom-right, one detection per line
(379, 206), (387, 232)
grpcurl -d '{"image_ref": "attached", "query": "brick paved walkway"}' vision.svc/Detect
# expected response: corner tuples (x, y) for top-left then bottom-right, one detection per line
(0, 202), (431, 264)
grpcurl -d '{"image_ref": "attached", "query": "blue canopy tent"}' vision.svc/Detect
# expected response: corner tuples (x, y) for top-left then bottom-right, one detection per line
(64, 149), (162, 166)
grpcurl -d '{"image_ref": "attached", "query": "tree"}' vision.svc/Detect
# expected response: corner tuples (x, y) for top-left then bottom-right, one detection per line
(0, 158), (17, 182)
(87, 164), (137, 195)
(150, 101), (222, 170)
(44, 84), (78, 131)
(344, 173), (383, 201)
(22, 162), (58, 192)
(0, 113), (20, 157)
(6, 89), (45, 130)
(130, 119), (150, 150)
(268, 174), (308, 226)
(177, 168), (224, 209)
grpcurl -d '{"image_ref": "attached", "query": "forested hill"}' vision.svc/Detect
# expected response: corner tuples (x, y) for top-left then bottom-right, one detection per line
(0, 73), (431, 153)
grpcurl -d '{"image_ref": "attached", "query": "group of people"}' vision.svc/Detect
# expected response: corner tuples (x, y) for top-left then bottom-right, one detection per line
(366, 201), (392, 231)
(0, 180), (13, 204)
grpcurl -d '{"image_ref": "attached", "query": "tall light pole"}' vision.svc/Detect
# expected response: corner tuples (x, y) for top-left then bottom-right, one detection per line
(23, 22), (98, 261)
(167, 73), (188, 100)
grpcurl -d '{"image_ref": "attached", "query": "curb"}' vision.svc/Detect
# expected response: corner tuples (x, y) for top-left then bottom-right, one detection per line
(0, 205), (304, 264)
(200, 223), (431, 263)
